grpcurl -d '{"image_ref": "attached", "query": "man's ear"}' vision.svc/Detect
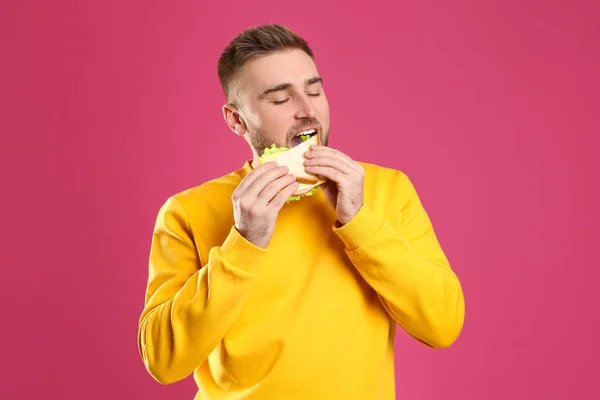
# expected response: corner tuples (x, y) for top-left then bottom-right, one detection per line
(222, 104), (247, 137)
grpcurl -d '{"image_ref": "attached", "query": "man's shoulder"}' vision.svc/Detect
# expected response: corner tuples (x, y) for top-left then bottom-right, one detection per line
(357, 160), (410, 186)
(180, 171), (241, 202)
(157, 168), (243, 216)
(355, 160), (420, 213)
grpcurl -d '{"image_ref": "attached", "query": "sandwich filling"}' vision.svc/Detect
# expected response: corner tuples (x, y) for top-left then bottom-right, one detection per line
(259, 130), (322, 203)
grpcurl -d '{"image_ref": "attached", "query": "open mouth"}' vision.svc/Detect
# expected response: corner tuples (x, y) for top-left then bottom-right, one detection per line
(290, 129), (317, 148)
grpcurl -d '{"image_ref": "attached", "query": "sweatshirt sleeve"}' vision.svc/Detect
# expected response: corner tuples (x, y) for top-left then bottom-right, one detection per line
(332, 173), (465, 348)
(137, 196), (267, 384)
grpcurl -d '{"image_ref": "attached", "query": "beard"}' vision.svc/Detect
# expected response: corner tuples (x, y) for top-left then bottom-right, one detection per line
(247, 118), (330, 156)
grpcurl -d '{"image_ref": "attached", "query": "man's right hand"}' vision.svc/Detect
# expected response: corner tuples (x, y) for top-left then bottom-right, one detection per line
(231, 162), (298, 249)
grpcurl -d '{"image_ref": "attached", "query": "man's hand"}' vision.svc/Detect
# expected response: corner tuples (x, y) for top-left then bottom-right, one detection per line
(303, 145), (365, 225)
(232, 162), (299, 248)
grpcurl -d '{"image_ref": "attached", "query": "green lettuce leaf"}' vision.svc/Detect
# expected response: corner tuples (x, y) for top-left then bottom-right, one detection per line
(284, 187), (318, 203)
(259, 144), (289, 165)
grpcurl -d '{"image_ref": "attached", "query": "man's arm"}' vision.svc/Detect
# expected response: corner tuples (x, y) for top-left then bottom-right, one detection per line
(332, 172), (465, 348)
(138, 196), (267, 384)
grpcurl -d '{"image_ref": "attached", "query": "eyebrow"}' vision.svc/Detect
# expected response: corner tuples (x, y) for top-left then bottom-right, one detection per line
(260, 76), (323, 97)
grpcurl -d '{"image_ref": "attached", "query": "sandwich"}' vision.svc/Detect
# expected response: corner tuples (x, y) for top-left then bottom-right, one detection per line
(259, 130), (326, 203)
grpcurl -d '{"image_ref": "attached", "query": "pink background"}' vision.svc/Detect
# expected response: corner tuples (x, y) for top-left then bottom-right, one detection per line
(1, 0), (598, 399)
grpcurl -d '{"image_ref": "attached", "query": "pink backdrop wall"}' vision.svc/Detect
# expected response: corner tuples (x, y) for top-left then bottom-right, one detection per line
(2, 1), (598, 399)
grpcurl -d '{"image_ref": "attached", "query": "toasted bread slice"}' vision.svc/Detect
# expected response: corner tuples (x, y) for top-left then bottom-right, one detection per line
(272, 135), (325, 194)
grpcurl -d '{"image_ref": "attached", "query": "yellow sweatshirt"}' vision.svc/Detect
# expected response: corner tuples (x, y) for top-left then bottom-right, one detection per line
(138, 160), (465, 400)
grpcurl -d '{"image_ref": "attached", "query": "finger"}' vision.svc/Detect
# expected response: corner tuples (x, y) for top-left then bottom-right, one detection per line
(235, 162), (279, 194)
(305, 146), (362, 173)
(256, 174), (297, 205)
(268, 180), (300, 210)
(245, 166), (290, 199)
(304, 165), (347, 183)
(307, 145), (350, 160)
(304, 155), (353, 175)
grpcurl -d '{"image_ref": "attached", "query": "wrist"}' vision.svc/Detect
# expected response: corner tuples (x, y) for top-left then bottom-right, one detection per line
(338, 202), (363, 226)
(236, 226), (270, 249)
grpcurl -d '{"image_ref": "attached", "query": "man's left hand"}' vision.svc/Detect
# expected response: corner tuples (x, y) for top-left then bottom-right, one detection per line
(304, 144), (364, 225)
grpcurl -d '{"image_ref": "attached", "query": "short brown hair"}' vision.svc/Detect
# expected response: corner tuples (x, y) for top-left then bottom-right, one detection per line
(217, 24), (314, 104)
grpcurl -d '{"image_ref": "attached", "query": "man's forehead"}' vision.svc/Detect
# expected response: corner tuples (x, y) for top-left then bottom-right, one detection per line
(240, 49), (319, 92)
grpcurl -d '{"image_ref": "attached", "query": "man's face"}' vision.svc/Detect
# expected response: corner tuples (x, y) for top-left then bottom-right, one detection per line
(233, 49), (330, 155)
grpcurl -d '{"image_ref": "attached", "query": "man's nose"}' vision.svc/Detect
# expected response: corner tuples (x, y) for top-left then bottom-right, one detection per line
(294, 94), (317, 119)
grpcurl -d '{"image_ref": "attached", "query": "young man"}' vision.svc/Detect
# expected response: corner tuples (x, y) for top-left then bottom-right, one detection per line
(138, 24), (465, 399)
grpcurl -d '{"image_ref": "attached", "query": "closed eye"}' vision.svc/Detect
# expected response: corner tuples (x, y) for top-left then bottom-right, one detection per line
(272, 93), (320, 105)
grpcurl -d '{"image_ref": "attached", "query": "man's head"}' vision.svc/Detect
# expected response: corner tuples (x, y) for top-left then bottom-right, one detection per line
(219, 24), (330, 165)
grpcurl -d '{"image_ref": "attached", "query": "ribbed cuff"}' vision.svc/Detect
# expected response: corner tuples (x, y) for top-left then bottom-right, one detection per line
(219, 226), (269, 274)
(332, 203), (386, 251)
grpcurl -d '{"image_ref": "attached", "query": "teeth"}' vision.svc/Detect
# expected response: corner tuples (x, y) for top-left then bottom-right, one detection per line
(296, 129), (316, 137)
